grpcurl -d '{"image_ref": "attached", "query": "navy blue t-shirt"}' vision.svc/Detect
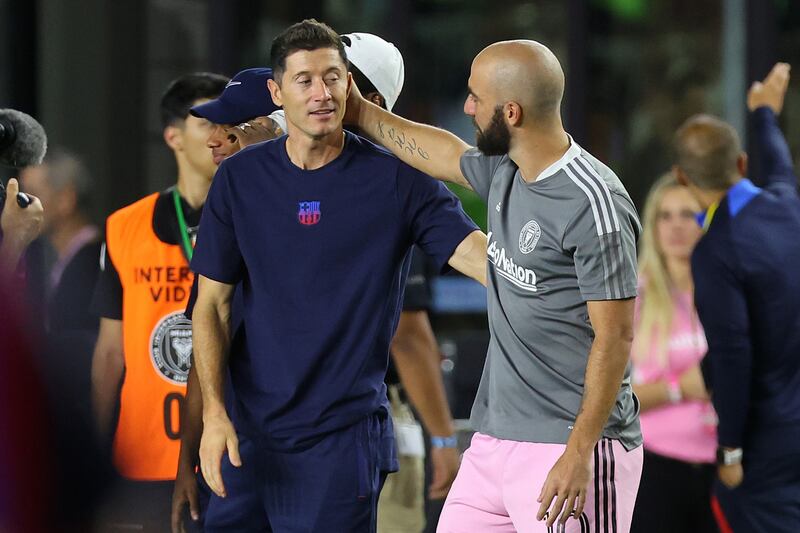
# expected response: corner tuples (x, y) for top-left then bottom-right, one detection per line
(191, 131), (477, 450)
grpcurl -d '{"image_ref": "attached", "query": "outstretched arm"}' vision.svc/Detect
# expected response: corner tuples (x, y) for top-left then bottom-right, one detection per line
(748, 62), (796, 189)
(346, 83), (473, 188)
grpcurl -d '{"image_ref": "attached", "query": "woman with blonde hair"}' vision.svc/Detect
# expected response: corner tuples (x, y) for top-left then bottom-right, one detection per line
(630, 173), (719, 533)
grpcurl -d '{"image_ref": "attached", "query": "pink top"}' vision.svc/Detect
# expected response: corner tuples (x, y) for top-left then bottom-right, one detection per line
(633, 289), (717, 464)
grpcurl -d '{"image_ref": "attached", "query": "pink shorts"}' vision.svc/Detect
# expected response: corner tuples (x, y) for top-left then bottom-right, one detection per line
(437, 433), (643, 533)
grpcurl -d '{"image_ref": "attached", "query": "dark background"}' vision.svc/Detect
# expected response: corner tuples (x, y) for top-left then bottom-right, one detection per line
(2, 0), (798, 226)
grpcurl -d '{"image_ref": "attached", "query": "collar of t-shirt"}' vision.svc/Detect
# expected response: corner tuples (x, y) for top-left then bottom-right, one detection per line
(152, 188), (203, 245)
(525, 133), (582, 183)
(278, 131), (357, 173)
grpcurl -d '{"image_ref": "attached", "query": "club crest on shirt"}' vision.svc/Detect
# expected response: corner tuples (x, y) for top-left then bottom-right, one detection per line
(298, 201), (321, 225)
(518, 220), (541, 254)
(150, 311), (192, 384)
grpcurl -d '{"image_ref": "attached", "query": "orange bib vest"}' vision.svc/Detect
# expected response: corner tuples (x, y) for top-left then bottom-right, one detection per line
(106, 192), (194, 480)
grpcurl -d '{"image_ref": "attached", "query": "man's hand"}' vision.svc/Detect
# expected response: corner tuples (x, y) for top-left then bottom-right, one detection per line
(536, 447), (592, 528)
(343, 78), (365, 127)
(718, 463), (744, 489)
(171, 461), (200, 533)
(748, 62), (791, 114)
(0, 178), (43, 268)
(199, 412), (241, 498)
(428, 446), (460, 500)
(679, 364), (710, 402)
(227, 117), (281, 149)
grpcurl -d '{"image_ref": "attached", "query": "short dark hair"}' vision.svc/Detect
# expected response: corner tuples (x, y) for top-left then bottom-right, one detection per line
(674, 114), (742, 190)
(160, 72), (228, 129)
(270, 19), (348, 83)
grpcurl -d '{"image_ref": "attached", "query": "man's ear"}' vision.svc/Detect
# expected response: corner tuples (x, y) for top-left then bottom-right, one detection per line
(267, 78), (282, 107)
(737, 152), (748, 177)
(364, 91), (385, 109)
(163, 125), (182, 151)
(505, 101), (523, 127)
(673, 165), (690, 186)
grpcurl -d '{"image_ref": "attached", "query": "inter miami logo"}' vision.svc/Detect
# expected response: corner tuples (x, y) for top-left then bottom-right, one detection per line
(150, 311), (193, 384)
(298, 201), (321, 225)
(519, 220), (541, 254)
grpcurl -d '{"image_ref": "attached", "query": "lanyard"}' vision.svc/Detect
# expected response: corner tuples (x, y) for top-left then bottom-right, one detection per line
(702, 201), (720, 232)
(172, 188), (194, 262)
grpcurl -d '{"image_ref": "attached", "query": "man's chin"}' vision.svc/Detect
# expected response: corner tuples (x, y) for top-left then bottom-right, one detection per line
(308, 125), (341, 141)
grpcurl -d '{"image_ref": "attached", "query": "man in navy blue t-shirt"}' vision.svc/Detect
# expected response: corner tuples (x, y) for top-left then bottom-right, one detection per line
(190, 20), (486, 532)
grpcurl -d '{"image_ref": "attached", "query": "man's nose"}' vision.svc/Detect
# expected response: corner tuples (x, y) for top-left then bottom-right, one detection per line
(207, 126), (224, 147)
(311, 78), (332, 101)
(464, 96), (475, 116)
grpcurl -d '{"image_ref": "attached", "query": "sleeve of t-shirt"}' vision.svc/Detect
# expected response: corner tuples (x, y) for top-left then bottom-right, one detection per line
(397, 165), (479, 273)
(402, 247), (432, 311)
(459, 148), (506, 202)
(190, 164), (245, 284)
(563, 193), (639, 301)
(184, 276), (199, 320)
(90, 240), (123, 320)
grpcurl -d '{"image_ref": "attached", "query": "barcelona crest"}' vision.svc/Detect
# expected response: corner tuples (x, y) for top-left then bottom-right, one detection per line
(298, 201), (321, 225)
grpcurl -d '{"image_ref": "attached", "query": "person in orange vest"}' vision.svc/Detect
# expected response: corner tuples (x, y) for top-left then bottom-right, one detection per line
(90, 72), (228, 532)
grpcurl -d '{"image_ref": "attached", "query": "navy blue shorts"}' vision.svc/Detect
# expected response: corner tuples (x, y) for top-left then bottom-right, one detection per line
(204, 412), (397, 533)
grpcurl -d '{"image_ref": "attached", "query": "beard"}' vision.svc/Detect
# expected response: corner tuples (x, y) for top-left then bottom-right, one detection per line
(474, 106), (510, 156)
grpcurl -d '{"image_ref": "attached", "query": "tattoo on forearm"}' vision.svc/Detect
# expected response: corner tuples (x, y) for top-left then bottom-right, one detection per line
(377, 121), (430, 160)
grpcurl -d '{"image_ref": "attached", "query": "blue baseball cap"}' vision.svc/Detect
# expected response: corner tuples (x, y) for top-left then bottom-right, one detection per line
(190, 67), (279, 125)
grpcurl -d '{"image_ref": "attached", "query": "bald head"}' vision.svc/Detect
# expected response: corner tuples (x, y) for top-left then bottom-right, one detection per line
(674, 114), (743, 190)
(472, 40), (565, 123)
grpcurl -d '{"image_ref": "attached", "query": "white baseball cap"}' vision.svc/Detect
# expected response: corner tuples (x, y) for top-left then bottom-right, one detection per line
(341, 32), (405, 112)
(268, 110), (286, 133)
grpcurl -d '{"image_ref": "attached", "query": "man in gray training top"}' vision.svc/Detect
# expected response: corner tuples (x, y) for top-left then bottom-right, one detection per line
(346, 39), (642, 533)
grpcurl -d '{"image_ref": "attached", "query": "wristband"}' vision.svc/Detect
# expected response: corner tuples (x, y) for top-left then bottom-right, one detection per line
(430, 435), (458, 449)
(666, 376), (682, 404)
